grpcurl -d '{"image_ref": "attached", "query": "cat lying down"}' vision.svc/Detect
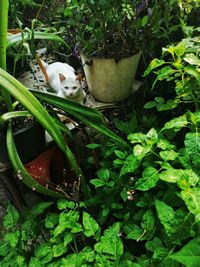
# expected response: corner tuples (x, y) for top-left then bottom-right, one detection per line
(38, 57), (86, 104)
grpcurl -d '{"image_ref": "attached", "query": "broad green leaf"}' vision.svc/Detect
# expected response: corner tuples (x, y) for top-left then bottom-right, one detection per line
(0, 240), (10, 256)
(3, 204), (19, 229)
(4, 230), (20, 248)
(45, 213), (59, 229)
(114, 150), (126, 159)
(120, 154), (140, 176)
(181, 188), (200, 222)
(52, 243), (68, 257)
(141, 210), (154, 234)
(159, 150), (179, 161)
(60, 253), (84, 267)
(34, 243), (52, 259)
(57, 199), (75, 210)
(31, 202), (53, 217)
(135, 167), (159, 191)
(185, 132), (200, 168)
(177, 169), (199, 189)
(90, 179), (106, 187)
(159, 168), (181, 183)
(157, 138), (176, 150)
(133, 144), (151, 160)
(83, 212), (100, 240)
(161, 114), (188, 132)
(128, 132), (146, 144)
(144, 58), (166, 76)
(29, 257), (42, 267)
(94, 223), (123, 262)
(120, 188), (128, 201)
(185, 65), (200, 85)
(156, 66), (175, 81)
(123, 223), (144, 241)
(155, 199), (177, 236)
(184, 53), (200, 65)
(146, 128), (158, 145)
(97, 168), (110, 181)
(170, 238), (200, 267)
(174, 42), (186, 56)
(144, 101), (157, 109)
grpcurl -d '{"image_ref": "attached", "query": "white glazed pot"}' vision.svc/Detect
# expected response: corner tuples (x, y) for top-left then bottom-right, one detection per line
(81, 52), (141, 103)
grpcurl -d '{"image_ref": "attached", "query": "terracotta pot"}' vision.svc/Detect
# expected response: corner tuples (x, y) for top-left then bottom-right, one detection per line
(81, 52), (141, 102)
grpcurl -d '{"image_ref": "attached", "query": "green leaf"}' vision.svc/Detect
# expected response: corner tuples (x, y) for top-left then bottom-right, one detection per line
(159, 150), (179, 161)
(174, 42), (186, 56)
(185, 132), (200, 168)
(86, 143), (101, 149)
(114, 150), (126, 159)
(128, 132), (146, 144)
(34, 243), (52, 259)
(181, 188), (200, 222)
(3, 204), (19, 229)
(83, 212), (100, 240)
(52, 243), (68, 257)
(7, 31), (69, 49)
(123, 223), (144, 241)
(184, 65), (200, 85)
(156, 66), (175, 81)
(97, 168), (110, 181)
(184, 53), (200, 65)
(120, 188), (128, 201)
(159, 168), (181, 183)
(155, 199), (177, 236)
(144, 101), (157, 109)
(95, 223), (123, 262)
(133, 144), (151, 160)
(144, 58), (166, 76)
(30, 89), (127, 146)
(4, 230), (20, 248)
(0, 240), (10, 256)
(161, 114), (188, 132)
(29, 257), (42, 267)
(170, 238), (200, 267)
(90, 179), (106, 187)
(157, 138), (176, 150)
(135, 167), (159, 191)
(120, 154), (140, 176)
(31, 202), (53, 217)
(142, 15), (148, 27)
(141, 210), (154, 234)
(57, 199), (75, 210)
(45, 213), (59, 229)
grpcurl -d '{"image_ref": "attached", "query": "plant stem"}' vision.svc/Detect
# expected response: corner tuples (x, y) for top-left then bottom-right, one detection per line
(0, 0), (13, 111)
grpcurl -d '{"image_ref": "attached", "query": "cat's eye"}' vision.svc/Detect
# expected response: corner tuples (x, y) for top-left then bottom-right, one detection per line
(64, 86), (69, 89)
(73, 86), (77, 90)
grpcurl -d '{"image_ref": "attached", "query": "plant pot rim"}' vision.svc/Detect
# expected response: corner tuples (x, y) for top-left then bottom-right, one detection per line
(80, 51), (141, 61)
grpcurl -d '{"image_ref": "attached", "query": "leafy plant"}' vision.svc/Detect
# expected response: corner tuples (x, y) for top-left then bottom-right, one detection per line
(144, 35), (200, 111)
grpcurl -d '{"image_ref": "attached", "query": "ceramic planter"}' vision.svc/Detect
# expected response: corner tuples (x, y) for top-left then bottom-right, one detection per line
(81, 52), (141, 103)
(0, 123), (45, 166)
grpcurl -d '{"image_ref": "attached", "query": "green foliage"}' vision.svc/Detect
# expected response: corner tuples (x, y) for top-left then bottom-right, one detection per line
(144, 35), (200, 111)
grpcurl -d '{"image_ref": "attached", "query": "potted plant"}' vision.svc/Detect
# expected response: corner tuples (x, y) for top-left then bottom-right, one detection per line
(0, 0), (126, 201)
(64, 0), (148, 102)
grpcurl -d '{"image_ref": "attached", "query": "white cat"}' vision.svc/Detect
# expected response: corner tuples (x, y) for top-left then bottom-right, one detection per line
(40, 59), (85, 103)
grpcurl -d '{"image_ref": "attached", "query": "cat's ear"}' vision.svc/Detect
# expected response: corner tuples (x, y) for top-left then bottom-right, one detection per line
(59, 73), (66, 81)
(76, 73), (82, 81)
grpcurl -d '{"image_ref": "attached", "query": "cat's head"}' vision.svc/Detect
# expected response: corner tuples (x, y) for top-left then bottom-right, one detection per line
(59, 74), (82, 99)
